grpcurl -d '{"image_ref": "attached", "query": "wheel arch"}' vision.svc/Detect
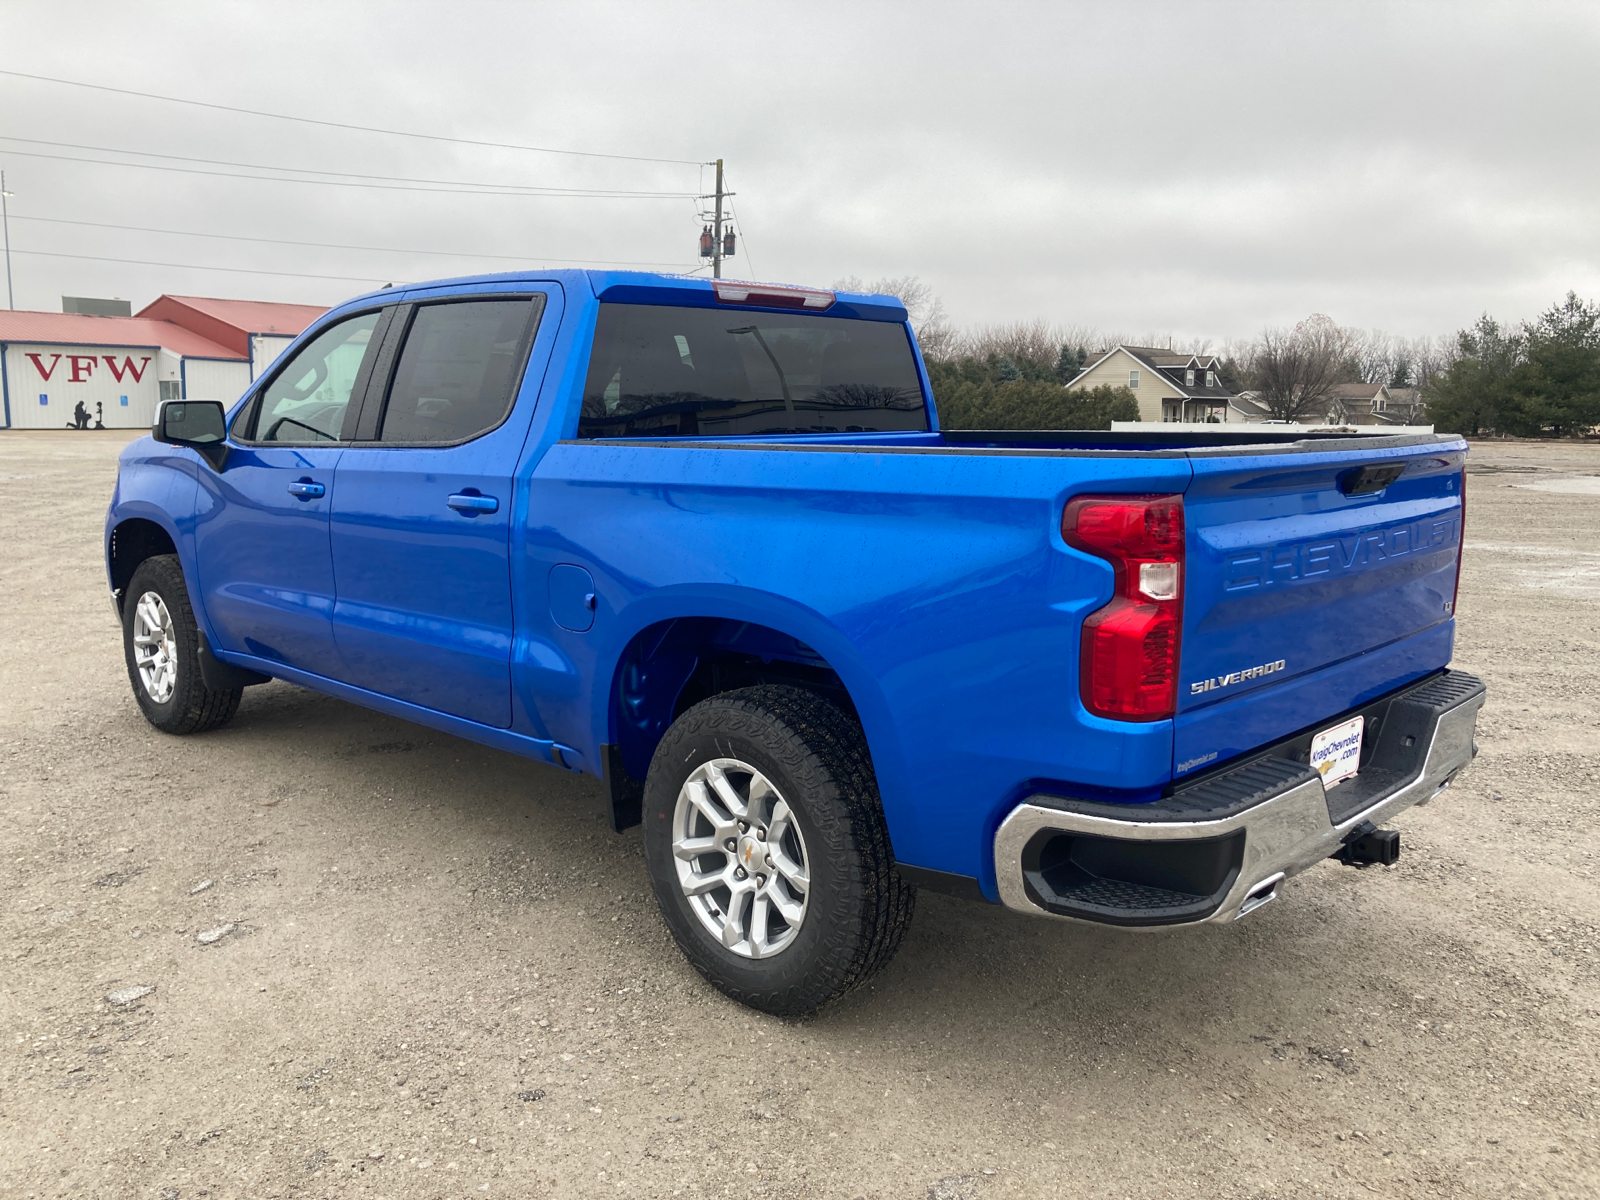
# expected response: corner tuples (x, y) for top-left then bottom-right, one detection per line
(595, 589), (905, 837)
(107, 515), (180, 618)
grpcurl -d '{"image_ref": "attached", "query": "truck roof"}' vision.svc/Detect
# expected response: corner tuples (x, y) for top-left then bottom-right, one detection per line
(331, 270), (910, 323)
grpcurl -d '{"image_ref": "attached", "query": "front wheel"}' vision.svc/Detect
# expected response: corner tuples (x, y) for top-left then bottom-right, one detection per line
(642, 685), (915, 1017)
(122, 554), (241, 735)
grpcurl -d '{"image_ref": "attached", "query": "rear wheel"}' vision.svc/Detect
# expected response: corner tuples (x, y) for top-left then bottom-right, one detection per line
(122, 555), (241, 735)
(642, 685), (915, 1017)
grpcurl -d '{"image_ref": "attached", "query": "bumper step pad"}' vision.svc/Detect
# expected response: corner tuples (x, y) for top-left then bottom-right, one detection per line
(996, 669), (1487, 928)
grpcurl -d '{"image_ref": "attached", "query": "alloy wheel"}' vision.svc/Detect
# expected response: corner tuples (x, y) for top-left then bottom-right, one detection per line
(131, 591), (178, 704)
(671, 758), (810, 958)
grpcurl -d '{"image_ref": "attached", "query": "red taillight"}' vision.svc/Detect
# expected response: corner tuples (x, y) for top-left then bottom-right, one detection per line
(712, 280), (835, 310)
(1063, 494), (1185, 720)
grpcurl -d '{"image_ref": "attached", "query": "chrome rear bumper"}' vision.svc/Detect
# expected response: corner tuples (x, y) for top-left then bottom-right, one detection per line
(994, 671), (1485, 928)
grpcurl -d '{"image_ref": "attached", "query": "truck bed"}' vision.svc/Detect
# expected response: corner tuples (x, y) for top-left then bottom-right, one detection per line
(594, 426), (1457, 455)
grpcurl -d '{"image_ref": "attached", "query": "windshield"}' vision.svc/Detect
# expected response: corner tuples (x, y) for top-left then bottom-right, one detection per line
(578, 303), (928, 438)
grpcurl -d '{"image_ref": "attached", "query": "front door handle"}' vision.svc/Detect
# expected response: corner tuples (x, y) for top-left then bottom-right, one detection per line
(447, 493), (499, 514)
(287, 479), (325, 499)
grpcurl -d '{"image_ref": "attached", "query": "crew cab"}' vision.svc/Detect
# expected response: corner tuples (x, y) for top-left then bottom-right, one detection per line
(106, 271), (1484, 1015)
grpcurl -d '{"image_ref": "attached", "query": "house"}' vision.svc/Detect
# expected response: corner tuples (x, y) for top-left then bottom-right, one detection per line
(1226, 384), (1428, 427)
(1227, 391), (1277, 422)
(1323, 382), (1386, 425)
(1323, 382), (1424, 426)
(1066, 345), (1236, 422)
(0, 294), (327, 429)
(1383, 387), (1425, 424)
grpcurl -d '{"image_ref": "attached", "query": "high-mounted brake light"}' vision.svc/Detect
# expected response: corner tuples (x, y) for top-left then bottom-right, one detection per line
(1063, 494), (1185, 721)
(712, 280), (835, 310)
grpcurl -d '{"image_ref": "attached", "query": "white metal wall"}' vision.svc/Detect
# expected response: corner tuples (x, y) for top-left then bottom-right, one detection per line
(250, 334), (295, 381)
(183, 359), (251, 405)
(4, 342), (166, 429)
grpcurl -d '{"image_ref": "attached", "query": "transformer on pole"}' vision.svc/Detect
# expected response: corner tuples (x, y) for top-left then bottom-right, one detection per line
(698, 159), (735, 279)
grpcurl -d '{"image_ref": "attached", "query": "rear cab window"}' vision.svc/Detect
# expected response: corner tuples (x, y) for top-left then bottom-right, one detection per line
(578, 303), (928, 438)
(374, 298), (543, 444)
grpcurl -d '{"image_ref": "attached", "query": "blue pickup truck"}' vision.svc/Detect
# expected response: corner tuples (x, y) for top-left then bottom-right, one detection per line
(106, 271), (1484, 1015)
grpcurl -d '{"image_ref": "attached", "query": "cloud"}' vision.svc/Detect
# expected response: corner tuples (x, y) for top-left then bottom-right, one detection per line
(2, 0), (1596, 343)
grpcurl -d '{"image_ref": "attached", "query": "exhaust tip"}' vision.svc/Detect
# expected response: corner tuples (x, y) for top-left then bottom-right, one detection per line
(1235, 872), (1285, 920)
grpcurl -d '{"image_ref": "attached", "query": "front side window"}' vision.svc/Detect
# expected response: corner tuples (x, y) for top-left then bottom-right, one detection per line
(378, 299), (542, 443)
(1185, 369), (1195, 387)
(249, 311), (381, 444)
(1129, 369), (1140, 389)
(578, 303), (928, 438)
(1206, 370), (1216, 387)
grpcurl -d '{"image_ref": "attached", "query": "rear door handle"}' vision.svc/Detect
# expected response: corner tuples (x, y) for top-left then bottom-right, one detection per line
(447, 493), (499, 514)
(287, 480), (325, 499)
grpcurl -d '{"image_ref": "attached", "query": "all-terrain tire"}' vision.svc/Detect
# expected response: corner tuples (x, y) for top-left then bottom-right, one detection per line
(122, 554), (242, 735)
(642, 685), (916, 1017)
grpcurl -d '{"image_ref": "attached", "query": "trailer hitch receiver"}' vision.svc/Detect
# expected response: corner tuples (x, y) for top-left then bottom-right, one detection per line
(1332, 820), (1401, 868)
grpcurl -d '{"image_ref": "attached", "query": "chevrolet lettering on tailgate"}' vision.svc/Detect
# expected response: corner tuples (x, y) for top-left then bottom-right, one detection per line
(1223, 515), (1462, 592)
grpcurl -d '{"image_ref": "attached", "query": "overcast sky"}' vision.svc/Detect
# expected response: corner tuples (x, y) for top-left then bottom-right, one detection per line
(3, 1), (1596, 344)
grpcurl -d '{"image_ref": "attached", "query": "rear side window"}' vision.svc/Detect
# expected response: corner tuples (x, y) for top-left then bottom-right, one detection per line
(378, 298), (542, 443)
(578, 303), (928, 438)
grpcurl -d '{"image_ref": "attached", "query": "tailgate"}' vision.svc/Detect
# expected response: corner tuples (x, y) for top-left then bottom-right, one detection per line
(1175, 441), (1465, 772)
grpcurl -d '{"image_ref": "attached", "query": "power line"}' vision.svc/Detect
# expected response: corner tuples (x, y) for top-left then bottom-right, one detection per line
(10, 247), (391, 284)
(0, 136), (698, 198)
(0, 148), (697, 199)
(9, 214), (694, 268)
(726, 178), (757, 279)
(0, 69), (705, 167)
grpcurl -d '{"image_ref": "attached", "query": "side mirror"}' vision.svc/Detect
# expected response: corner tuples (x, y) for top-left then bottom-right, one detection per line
(153, 400), (229, 469)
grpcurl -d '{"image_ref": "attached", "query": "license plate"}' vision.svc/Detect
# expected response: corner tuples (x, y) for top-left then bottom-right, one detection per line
(1310, 715), (1364, 787)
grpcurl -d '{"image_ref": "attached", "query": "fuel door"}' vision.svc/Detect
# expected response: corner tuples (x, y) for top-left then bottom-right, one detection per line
(549, 563), (597, 632)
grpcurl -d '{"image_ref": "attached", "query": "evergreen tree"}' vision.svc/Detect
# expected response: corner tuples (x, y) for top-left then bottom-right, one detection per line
(927, 372), (1138, 430)
(997, 358), (1020, 383)
(1513, 292), (1600, 436)
(1423, 315), (1523, 436)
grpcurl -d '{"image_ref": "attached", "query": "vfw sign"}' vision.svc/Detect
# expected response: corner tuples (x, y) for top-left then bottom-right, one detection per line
(26, 352), (153, 384)
(7, 343), (164, 429)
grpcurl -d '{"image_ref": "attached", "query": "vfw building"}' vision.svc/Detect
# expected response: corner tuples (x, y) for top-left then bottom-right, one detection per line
(0, 295), (326, 429)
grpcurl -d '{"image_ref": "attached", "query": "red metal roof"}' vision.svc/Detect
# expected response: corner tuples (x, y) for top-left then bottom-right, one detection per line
(136, 294), (327, 356)
(0, 311), (242, 359)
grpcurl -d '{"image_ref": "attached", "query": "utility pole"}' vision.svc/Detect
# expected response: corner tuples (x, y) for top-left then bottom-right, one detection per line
(697, 160), (735, 276)
(1, 170), (13, 310)
(711, 158), (725, 280)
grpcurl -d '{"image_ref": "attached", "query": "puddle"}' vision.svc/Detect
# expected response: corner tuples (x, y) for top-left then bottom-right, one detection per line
(1509, 476), (1600, 495)
(1463, 541), (1600, 598)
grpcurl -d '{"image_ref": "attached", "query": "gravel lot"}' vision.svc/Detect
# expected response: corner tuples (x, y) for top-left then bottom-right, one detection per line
(2, 429), (1597, 1200)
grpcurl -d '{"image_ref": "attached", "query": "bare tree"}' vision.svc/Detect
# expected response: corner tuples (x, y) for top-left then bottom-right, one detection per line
(1251, 314), (1353, 421)
(837, 283), (1456, 398)
(834, 275), (956, 359)
(944, 321), (1115, 370)
(1409, 334), (1458, 387)
(1336, 327), (1466, 389)
(1346, 328), (1393, 385)
(957, 319), (1066, 367)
